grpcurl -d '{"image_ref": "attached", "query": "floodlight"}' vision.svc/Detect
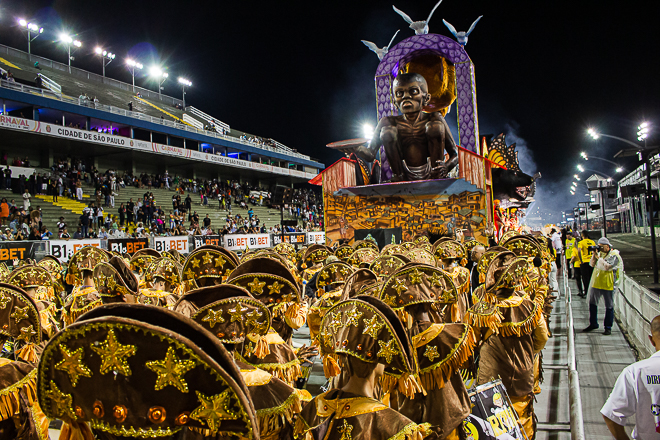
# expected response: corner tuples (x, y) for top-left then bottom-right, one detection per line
(95, 47), (103, 55)
(577, 165), (584, 172)
(73, 40), (82, 48)
(18, 19), (27, 27)
(640, 122), (649, 129)
(616, 167), (623, 173)
(363, 123), (374, 140)
(580, 152), (588, 159)
(178, 77), (192, 87)
(574, 174), (580, 180)
(149, 66), (163, 77)
(587, 128), (600, 140)
(59, 33), (73, 44)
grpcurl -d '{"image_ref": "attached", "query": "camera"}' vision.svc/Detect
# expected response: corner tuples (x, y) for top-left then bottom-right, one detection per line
(587, 245), (601, 252)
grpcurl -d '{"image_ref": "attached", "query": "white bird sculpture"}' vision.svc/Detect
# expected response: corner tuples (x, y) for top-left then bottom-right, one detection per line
(442, 16), (483, 46)
(361, 30), (401, 60)
(392, 0), (443, 35)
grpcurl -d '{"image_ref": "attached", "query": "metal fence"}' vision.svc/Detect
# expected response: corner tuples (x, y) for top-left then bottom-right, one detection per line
(614, 274), (660, 359)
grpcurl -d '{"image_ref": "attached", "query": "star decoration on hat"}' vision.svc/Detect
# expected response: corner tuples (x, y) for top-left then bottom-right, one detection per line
(202, 253), (213, 266)
(0, 293), (9, 310)
(184, 268), (195, 280)
(214, 256), (226, 268)
(424, 345), (440, 362)
(428, 272), (443, 288)
(344, 306), (363, 327)
(268, 281), (283, 295)
(326, 311), (343, 333)
(228, 304), (249, 323)
(190, 389), (240, 434)
(408, 269), (423, 285)
(320, 271), (330, 280)
(247, 278), (266, 294)
(10, 306), (30, 323)
(377, 339), (399, 364)
(393, 278), (408, 295)
(146, 346), (197, 393)
(45, 381), (76, 420)
(191, 258), (201, 269)
(329, 265), (338, 274)
(382, 294), (397, 307)
(362, 315), (384, 338)
(91, 329), (137, 376)
(16, 325), (37, 342)
(338, 419), (353, 440)
(202, 309), (225, 328)
(55, 345), (92, 387)
(245, 309), (263, 331)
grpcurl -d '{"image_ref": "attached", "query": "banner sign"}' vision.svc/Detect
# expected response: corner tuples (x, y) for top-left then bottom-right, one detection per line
(153, 236), (189, 253)
(272, 233), (306, 245)
(224, 234), (270, 252)
(0, 241), (42, 262)
(48, 239), (102, 262)
(306, 232), (326, 245)
(192, 235), (222, 248)
(107, 238), (149, 255)
(0, 116), (317, 179)
(464, 380), (525, 439)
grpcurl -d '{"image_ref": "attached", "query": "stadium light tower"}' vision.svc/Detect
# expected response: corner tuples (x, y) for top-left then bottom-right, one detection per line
(17, 19), (44, 59)
(149, 67), (168, 98)
(178, 77), (191, 109)
(59, 33), (82, 73)
(126, 59), (143, 93)
(94, 47), (115, 78)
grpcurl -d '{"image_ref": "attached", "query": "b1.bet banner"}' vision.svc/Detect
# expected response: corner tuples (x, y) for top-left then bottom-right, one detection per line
(107, 238), (149, 255)
(0, 241), (42, 262)
(153, 236), (190, 253)
(306, 232), (326, 245)
(192, 235), (222, 249)
(48, 239), (102, 263)
(223, 234), (270, 252)
(272, 233), (306, 245)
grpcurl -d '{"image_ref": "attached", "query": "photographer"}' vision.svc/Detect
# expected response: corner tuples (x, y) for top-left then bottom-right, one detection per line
(583, 237), (621, 335)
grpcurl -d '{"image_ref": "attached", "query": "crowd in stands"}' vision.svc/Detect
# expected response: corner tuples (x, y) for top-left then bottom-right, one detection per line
(0, 155), (323, 241)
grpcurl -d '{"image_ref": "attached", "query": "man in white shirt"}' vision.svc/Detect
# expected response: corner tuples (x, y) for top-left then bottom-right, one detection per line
(602, 315), (660, 439)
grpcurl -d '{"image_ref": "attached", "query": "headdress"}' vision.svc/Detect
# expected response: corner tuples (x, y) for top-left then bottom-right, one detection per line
(93, 257), (139, 302)
(129, 248), (162, 275)
(6, 265), (55, 301)
(181, 247), (238, 291)
(0, 283), (42, 362)
(66, 247), (109, 286)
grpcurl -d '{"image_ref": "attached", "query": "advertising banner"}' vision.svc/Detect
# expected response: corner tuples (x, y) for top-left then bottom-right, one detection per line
(0, 241), (42, 262)
(48, 239), (102, 262)
(107, 238), (149, 255)
(464, 380), (525, 439)
(224, 234), (270, 252)
(272, 233), (306, 245)
(192, 235), (222, 249)
(306, 232), (326, 245)
(153, 236), (190, 253)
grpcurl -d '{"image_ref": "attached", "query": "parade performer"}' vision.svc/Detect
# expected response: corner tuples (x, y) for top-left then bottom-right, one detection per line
(137, 257), (183, 308)
(62, 246), (109, 325)
(7, 265), (60, 339)
(94, 256), (140, 304)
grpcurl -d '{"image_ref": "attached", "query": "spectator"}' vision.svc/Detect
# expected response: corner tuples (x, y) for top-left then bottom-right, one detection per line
(0, 198), (8, 226)
(72, 227), (83, 239)
(76, 180), (83, 201)
(22, 189), (31, 211)
(60, 227), (71, 240)
(118, 203), (126, 226)
(98, 227), (108, 240)
(57, 216), (66, 234)
(602, 315), (660, 439)
(583, 237), (622, 335)
(203, 214), (211, 229)
(80, 210), (90, 239)
(575, 230), (596, 298)
(41, 227), (52, 240)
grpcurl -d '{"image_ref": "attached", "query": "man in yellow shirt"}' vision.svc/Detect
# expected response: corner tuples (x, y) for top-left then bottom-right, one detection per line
(574, 230), (595, 298)
(565, 233), (576, 279)
(583, 237), (620, 335)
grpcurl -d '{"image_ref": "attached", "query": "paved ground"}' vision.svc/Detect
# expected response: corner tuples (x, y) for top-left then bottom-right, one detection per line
(605, 232), (660, 291)
(535, 275), (637, 440)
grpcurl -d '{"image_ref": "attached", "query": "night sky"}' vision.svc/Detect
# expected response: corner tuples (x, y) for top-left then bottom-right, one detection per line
(2, 0), (659, 224)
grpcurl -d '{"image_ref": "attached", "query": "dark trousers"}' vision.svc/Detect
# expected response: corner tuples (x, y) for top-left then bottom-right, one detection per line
(580, 263), (593, 296)
(573, 265), (583, 295)
(589, 289), (615, 330)
(566, 258), (573, 278)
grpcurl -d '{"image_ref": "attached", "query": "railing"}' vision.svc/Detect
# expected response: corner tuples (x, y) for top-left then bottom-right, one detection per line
(37, 73), (61, 94)
(187, 106), (230, 131)
(0, 79), (313, 162)
(614, 274), (660, 359)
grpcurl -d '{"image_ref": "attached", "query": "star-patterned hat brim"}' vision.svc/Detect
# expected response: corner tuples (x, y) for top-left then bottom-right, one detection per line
(352, 240), (379, 252)
(40, 304), (257, 438)
(315, 262), (354, 292)
(333, 245), (355, 261)
(377, 264), (458, 309)
(0, 283), (41, 344)
(93, 257), (139, 300)
(228, 257), (299, 292)
(145, 258), (183, 289)
(341, 269), (379, 300)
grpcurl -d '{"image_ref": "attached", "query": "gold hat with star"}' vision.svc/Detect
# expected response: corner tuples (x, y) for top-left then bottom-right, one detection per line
(129, 248), (162, 276)
(299, 244), (330, 270)
(144, 258), (183, 293)
(0, 283), (42, 362)
(6, 265), (56, 301)
(37, 304), (258, 439)
(333, 245), (355, 262)
(499, 230), (520, 245)
(475, 246), (510, 284)
(432, 239), (467, 265)
(381, 243), (403, 255)
(319, 296), (421, 398)
(93, 257), (139, 301)
(485, 252), (529, 295)
(377, 264), (458, 310)
(502, 235), (543, 259)
(66, 246), (110, 286)
(369, 255), (409, 279)
(353, 240), (379, 252)
(163, 249), (185, 265)
(405, 248), (437, 266)
(273, 243), (296, 261)
(315, 261), (354, 296)
(341, 269), (380, 299)
(0, 262), (10, 282)
(178, 284), (271, 353)
(181, 247), (238, 291)
(227, 257), (301, 308)
(346, 248), (379, 269)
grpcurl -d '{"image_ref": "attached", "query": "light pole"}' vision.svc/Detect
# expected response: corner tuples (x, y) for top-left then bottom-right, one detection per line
(579, 151), (625, 173)
(149, 67), (168, 98)
(94, 47), (115, 77)
(18, 19), (43, 59)
(59, 34), (82, 73)
(591, 123), (659, 285)
(126, 59), (143, 93)
(178, 77), (191, 109)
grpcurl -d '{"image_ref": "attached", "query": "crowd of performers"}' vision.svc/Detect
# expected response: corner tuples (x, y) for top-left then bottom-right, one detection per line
(0, 226), (557, 440)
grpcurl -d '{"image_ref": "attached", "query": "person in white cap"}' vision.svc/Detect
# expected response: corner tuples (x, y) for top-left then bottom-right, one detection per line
(583, 237), (621, 335)
(602, 315), (660, 439)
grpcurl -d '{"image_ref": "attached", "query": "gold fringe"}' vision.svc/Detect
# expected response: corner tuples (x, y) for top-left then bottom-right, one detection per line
(253, 336), (271, 359)
(0, 368), (37, 422)
(60, 421), (95, 440)
(323, 354), (341, 378)
(293, 414), (311, 439)
(465, 307), (502, 334)
(65, 300), (102, 326)
(450, 303), (460, 323)
(418, 327), (476, 391)
(397, 373), (425, 399)
(499, 302), (543, 337)
(387, 422), (432, 440)
(256, 392), (302, 438)
(16, 343), (38, 363)
(285, 302), (307, 330)
(28, 400), (50, 440)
